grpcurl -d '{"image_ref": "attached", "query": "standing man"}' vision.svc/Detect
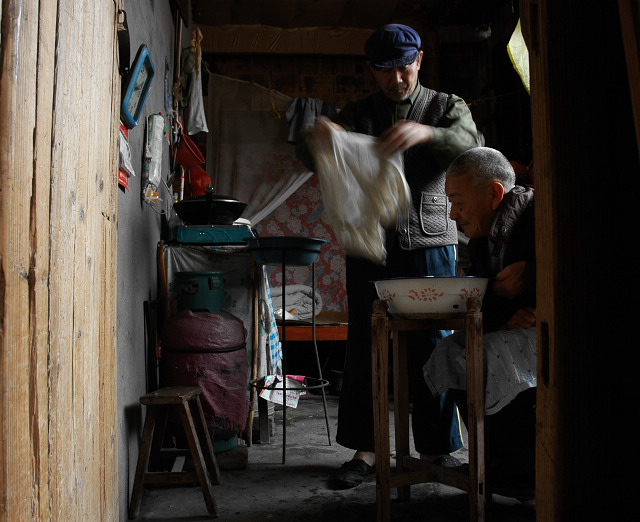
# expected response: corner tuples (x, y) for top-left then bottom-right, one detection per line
(298, 24), (484, 489)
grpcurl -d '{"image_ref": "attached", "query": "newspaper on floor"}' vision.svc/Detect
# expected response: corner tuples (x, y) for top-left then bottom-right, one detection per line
(259, 374), (307, 408)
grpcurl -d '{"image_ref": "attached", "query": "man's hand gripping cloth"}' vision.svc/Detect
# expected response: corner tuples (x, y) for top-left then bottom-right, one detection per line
(308, 122), (410, 265)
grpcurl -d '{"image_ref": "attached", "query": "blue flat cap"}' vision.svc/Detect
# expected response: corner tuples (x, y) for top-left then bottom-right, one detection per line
(365, 24), (421, 70)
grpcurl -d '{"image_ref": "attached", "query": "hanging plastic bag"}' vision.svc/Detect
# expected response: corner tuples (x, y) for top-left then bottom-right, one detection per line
(142, 113), (165, 204)
(186, 68), (208, 134)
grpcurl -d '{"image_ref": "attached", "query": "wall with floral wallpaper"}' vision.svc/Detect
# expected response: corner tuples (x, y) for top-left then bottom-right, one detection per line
(253, 174), (347, 313)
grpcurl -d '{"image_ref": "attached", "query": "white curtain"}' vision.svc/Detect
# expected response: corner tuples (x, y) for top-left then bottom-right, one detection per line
(206, 73), (312, 225)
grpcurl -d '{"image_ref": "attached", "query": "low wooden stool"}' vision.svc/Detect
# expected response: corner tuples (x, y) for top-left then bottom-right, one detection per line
(372, 297), (485, 522)
(129, 386), (221, 519)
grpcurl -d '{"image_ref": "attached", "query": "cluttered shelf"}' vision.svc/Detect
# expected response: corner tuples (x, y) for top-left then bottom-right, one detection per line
(276, 311), (348, 342)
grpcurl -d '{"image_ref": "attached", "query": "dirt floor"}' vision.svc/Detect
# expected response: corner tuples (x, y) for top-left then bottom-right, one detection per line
(130, 392), (536, 521)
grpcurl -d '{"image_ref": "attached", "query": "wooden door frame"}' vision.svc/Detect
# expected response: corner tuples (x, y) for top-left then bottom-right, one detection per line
(523, 1), (638, 519)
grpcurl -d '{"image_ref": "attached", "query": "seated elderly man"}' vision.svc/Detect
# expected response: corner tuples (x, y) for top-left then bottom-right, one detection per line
(423, 146), (536, 498)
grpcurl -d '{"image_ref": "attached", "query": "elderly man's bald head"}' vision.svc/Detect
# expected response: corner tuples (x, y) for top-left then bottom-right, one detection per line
(447, 147), (516, 193)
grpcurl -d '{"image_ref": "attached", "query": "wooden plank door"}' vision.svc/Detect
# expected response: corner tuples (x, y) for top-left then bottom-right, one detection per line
(522, 1), (637, 520)
(0, 1), (121, 519)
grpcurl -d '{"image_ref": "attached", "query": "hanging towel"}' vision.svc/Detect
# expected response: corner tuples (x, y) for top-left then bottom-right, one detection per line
(186, 68), (208, 134)
(260, 271), (282, 374)
(183, 28), (208, 135)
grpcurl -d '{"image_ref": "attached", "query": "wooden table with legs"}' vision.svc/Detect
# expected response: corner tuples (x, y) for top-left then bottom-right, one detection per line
(371, 297), (485, 522)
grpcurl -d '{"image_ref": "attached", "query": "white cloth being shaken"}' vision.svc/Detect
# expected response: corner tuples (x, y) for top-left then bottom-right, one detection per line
(309, 124), (410, 265)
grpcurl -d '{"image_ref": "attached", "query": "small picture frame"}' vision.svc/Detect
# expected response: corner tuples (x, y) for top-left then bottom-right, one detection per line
(121, 44), (155, 129)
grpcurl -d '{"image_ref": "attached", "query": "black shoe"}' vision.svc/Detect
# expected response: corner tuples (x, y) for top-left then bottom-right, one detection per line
(328, 459), (375, 490)
(433, 454), (462, 468)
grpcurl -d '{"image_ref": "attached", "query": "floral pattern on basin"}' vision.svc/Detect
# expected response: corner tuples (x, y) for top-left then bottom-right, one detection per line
(409, 288), (446, 302)
(377, 289), (396, 302)
(373, 277), (490, 318)
(459, 287), (485, 300)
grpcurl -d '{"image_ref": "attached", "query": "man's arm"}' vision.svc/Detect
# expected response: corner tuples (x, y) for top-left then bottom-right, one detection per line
(428, 94), (485, 168)
(493, 261), (526, 299)
(500, 306), (536, 330)
(296, 94), (483, 172)
(377, 95), (484, 158)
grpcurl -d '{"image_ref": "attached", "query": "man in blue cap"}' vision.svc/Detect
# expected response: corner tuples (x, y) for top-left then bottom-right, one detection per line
(297, 23), (484, 489)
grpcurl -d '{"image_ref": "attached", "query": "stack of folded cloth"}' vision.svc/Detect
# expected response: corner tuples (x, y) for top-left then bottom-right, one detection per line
(270, 284), (323, 320)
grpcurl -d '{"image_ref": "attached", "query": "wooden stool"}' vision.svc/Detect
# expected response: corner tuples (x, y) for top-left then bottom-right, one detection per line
(371, 297), (485, 522)
(129, 386), (221, 519)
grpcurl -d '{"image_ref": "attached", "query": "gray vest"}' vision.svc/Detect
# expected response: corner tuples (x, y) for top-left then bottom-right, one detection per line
(352, 87), (458, 250)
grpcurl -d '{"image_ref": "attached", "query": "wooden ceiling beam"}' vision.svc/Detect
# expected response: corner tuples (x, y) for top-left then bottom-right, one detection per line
(199, 24), (374, 55)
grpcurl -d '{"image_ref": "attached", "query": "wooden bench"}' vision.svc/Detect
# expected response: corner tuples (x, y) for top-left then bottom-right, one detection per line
(129, 386), (221, 519)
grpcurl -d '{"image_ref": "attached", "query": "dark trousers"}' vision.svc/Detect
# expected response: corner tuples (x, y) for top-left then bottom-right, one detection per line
(452, 387), (536, 480)
(336, 245), (463, 455)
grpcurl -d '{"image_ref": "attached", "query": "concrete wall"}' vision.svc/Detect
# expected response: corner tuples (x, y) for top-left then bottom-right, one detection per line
(116, 2), (190, 518)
